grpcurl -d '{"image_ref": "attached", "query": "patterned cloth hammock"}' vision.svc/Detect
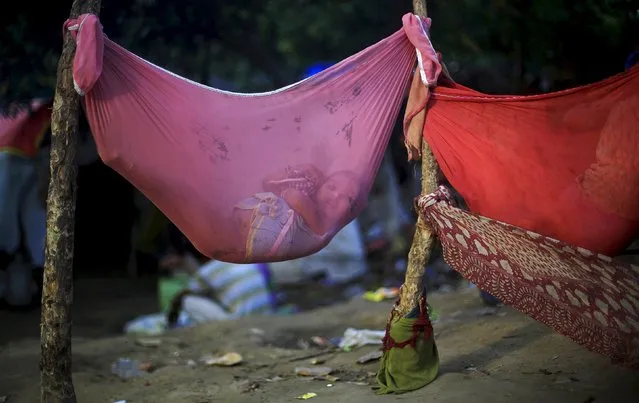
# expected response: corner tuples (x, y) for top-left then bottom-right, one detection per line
(417, 186), (639, 370)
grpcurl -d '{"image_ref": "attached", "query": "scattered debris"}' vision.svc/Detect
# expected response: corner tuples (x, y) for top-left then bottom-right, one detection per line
(271, 348), (296, 359)
(265, 376), (284, 382)
(295, 366), (333, 377)
(356, 350), (382, 364)
(329, 337), (343, 347)
(539, 368), (561, 375)
(339, 328), (385, 351)
(231, 379), (259, 393)
(135, 338), (162, 347)
(297, 339), (311, 350)
(139, 362), (154, 372)
(554, 376), (579, 384)
(288, 350), (335, 363)
(249, 328), (265, 335)
(362, 287), (400, 302)
(311, 336), (332, 348)
(111, 358), (150, 379)
(321, 375), (340, 383)
(202, 352), (243, 367)
(296, 392), (317, 400)
(310, 358), (325, 365)
(476, 307), (499, 316)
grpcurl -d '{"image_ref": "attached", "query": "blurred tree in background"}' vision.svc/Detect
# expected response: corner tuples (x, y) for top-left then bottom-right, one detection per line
(1, 0), (638, 109)
(431, 0), (638, 93)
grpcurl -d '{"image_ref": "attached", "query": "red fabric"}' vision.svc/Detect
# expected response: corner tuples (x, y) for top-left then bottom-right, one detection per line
(417, 187), (639, 370)
(0, 100), (51, 158)
(64, 14), (441, 263)
(410, 68), (639, 255)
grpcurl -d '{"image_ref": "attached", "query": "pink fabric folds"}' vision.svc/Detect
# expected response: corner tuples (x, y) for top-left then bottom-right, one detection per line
(65, 13), (440, 263)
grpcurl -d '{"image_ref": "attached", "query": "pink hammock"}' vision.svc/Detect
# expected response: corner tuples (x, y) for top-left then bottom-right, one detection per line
(66, 13), (441, 263)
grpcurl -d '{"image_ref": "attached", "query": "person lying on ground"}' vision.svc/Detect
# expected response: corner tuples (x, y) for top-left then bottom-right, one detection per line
(124, 252), (277, 335)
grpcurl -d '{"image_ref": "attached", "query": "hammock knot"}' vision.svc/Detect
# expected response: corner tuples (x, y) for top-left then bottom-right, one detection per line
(416, 185), (455, 211)
(401, 13), (442, 87)
(63, 14), (104, 96)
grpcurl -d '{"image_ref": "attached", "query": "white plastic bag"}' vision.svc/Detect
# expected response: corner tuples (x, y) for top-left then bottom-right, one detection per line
(338, 327), (386, 350)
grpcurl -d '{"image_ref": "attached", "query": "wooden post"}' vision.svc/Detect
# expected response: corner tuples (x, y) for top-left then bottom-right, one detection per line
(395, 0), (441, 317)
(41, 1), (101, 402)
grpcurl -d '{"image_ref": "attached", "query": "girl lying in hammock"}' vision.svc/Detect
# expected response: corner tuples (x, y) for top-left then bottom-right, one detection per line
(233, 164), (360, 262)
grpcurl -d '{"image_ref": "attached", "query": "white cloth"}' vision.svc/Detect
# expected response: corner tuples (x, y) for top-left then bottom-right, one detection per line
(182, 295), (231, 322)
(188, 260), (274, 318)
(269, 218), (368, 284)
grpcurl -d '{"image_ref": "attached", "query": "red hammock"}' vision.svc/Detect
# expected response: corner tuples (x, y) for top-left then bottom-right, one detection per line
(405, 67), (639, 256)
(403, 56), (639, 369)
(0, 100), (51, 158)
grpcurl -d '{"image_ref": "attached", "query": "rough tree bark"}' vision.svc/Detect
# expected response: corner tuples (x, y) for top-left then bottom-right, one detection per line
(41, 0), (102, 402)
(395, 0), (442, 317)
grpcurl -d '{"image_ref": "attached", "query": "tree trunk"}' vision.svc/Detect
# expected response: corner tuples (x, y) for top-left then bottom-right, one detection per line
(395, 0), (442, 317)
(40, 1), (101, 402)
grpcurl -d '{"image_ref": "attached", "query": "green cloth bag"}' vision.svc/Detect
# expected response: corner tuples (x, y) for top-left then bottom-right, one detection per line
(376, 303), (439, 394)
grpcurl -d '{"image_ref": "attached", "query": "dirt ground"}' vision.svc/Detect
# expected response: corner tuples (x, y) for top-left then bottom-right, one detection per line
(0, 278), (637, 403)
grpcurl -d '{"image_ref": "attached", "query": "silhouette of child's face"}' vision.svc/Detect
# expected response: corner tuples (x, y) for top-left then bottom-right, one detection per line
(316, 171), (359, 224)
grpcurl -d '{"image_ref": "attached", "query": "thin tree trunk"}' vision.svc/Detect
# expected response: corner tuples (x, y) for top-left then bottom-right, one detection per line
(41, 1), (101, 402)
(395, 0), (442, 317)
